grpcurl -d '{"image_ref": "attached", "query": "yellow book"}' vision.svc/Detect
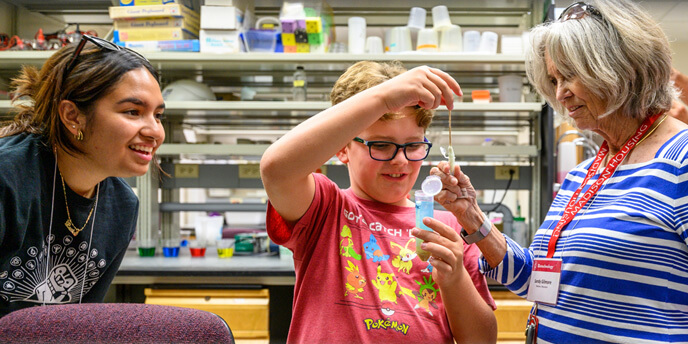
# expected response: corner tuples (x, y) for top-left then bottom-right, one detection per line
(114, 27), (198, 41)
(109, 4), (199, 22)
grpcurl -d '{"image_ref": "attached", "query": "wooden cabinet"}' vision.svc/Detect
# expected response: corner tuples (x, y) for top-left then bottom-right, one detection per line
(144, 288), (270, 341)
(491, 290), (534, 343)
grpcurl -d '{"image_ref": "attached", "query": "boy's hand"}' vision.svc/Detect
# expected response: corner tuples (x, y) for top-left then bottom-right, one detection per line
(411, 218), (467, 288)
(379, 66), (462, 113)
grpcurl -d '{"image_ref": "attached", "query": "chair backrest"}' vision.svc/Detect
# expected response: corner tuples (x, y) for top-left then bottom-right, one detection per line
(0, 303), (234, 343)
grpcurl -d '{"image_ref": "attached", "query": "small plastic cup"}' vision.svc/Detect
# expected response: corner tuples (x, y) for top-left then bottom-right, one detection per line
(217, 239), (235, 258)
(162, 239), (180, 258)
(432, 5), (452, 29)
(407, 7), (427, 30)
(189, 240), (207, 258)
(138, 247), (156, 257)
(365, 36), (383, 54)
(138, 239), (156, 257)
(416, 28), (438, 52)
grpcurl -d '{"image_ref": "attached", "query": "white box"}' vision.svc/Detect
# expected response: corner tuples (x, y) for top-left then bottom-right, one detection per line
(201, 5), (243, 29)
(204, 0), (254, 12)
(500, 34), (523, 55)
(200, 29), (244, 53)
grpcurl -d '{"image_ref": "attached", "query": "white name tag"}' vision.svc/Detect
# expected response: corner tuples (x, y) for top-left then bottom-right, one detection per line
(526, 258), (562, 305)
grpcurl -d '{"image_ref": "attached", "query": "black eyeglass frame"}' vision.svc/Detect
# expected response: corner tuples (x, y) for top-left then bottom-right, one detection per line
(352, 137), (433, 162)
(62, 35), (148, 85)
(557, 2), (602, 22)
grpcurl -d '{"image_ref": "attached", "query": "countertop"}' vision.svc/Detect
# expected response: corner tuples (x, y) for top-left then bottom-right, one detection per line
(113, 248), (296, 286)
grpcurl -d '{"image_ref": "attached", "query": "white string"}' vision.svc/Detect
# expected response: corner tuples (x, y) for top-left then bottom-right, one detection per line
(79, 182), (99, 304)
(44, 158), (58, 307)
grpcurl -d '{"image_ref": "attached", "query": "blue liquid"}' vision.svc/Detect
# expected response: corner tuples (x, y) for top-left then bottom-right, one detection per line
(163, 246), (180, 257)
(416, 200), (434, 231)
(415, 191), (434, 261)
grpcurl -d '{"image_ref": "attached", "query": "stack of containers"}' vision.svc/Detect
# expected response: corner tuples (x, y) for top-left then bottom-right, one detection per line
(199, 0), (254, 53)
(110, 0), (201, 52)
(280, 1), (333, 53)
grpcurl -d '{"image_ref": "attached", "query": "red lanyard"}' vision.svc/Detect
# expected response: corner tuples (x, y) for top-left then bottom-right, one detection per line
(546, 114), (661, 258)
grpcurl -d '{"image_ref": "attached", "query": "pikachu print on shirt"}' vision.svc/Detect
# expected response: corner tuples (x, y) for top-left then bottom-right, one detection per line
(337, 207), (444, 336)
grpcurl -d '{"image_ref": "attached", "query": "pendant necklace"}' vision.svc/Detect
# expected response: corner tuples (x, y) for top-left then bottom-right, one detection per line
(60, 171), (98, 236)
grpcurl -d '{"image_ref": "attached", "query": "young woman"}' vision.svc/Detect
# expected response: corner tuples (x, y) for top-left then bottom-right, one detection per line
(0, 35), (165, 317)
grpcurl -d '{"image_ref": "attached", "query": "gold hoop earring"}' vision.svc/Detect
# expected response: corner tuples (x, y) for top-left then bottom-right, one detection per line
(76, 130), (84, 141)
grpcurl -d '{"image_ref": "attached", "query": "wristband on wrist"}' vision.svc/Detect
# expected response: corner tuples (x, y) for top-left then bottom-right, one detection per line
(460, 212), (492, 244)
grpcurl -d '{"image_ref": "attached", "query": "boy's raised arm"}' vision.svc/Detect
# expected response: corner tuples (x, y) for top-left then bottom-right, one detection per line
(259, 66), (461, 223)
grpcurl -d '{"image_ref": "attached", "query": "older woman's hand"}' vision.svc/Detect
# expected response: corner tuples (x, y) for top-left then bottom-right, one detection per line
(411, 218), (467, 288)
(430, 161), (478, 216)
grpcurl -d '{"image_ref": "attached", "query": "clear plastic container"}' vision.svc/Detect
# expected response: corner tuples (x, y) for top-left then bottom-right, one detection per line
(415, 190), (434, 261)
(292, 66), (307, 101)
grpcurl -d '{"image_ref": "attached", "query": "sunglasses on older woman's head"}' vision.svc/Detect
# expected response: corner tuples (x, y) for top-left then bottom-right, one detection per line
(62, 35), (148, 84)
(558, 2), (602, 22)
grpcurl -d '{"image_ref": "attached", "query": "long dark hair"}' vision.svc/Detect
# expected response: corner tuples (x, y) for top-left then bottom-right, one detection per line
(3, 39), (160, 157)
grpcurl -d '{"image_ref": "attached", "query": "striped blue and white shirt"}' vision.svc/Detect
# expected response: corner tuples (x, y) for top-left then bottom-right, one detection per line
(480, 130), (688, 343)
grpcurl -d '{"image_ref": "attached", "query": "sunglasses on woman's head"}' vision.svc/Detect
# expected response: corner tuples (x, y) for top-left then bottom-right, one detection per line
(62, 35), (148, 84)
(558, 2), (602, 22)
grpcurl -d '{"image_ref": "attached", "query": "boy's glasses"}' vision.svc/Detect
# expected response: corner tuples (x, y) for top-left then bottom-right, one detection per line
(63, 35), (148, 84)
(558, 2), (602, 21)
(353, 137), (432, 161)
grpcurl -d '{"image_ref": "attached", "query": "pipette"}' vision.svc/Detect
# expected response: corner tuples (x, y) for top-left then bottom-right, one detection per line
(445, 109), (455, 175)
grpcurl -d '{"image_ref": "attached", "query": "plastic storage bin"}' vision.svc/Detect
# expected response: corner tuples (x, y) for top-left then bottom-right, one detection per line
(245, 17), (280, 52)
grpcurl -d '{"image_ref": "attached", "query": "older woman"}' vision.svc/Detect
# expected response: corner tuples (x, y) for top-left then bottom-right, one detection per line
(412, 0), (688, 343)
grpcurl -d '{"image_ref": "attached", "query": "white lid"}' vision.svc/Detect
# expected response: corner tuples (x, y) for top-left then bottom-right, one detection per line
(421, 175), (443, 196)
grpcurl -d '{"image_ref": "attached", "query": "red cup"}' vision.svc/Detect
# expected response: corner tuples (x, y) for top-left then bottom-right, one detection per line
(189, 240), (206, 257)
(190, 247), (206, 257)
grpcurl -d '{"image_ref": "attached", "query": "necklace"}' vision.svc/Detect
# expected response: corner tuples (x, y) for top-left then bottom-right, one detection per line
(635, 114), (667, 147)
(601, 114), (668, 167)
(60, 172), (96, 236)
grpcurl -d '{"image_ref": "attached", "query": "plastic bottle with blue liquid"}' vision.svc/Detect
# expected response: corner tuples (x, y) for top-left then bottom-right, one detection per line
(415, 175), (443, 261)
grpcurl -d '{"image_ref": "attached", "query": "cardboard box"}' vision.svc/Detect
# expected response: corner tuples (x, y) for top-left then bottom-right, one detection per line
(199, 29), (244, 53)
(200, 5), (243, 30)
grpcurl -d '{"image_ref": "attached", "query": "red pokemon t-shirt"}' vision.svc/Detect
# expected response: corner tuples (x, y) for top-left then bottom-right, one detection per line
(267, 173), (496, 344)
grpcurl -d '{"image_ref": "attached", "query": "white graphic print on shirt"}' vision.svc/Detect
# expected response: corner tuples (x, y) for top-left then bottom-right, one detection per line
(0, 234), (106, 304)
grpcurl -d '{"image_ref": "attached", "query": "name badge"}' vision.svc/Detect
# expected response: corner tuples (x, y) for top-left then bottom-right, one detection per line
(526, 258), (562, 305)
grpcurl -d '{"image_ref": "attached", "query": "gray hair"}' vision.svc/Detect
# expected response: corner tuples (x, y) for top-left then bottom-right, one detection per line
(525, 0), (677, 120)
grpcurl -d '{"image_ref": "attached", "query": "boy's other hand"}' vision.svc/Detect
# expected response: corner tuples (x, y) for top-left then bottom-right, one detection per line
(411, 218), (467, 288)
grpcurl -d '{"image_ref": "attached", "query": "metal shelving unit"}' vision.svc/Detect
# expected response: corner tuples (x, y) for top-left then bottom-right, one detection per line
(0, 0), (552, 245)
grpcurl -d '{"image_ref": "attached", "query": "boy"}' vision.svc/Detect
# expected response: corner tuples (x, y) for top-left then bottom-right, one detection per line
(260, 61), (497, 343)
